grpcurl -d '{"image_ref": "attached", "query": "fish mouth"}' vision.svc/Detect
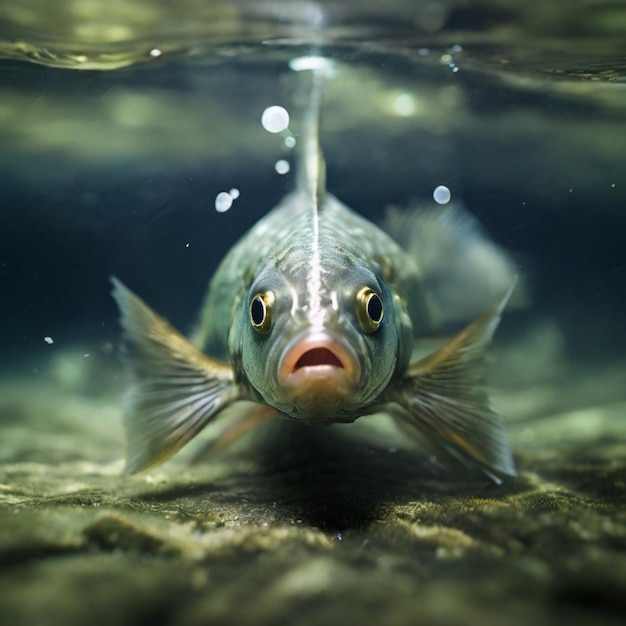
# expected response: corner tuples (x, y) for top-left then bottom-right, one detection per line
(294, 347), (344, 370)
(277, 331), (361, 415)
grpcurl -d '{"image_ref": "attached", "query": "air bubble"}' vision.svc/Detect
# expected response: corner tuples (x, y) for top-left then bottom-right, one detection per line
(433, 185), (451, 204)
(215, 191), (234, 213)
(261, 106), (290, 133)
(275, 160), (290, 175)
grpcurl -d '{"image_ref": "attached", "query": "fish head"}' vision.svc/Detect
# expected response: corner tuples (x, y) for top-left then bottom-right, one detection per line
(230, 263), (412, 424)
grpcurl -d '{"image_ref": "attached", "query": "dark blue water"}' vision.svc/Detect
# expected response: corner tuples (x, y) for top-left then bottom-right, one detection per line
(1, 47), (624, 376)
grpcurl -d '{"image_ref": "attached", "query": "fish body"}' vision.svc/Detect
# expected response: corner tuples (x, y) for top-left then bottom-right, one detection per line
(112, 69), (517, 482)
(193, 186), (425, 422)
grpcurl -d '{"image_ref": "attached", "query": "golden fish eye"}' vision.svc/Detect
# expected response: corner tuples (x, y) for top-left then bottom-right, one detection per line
(356, 287), (384, 333)
(250, 292), (274, 334)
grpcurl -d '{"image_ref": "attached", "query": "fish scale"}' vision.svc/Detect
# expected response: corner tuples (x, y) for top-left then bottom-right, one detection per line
(197, 186), (426, 356)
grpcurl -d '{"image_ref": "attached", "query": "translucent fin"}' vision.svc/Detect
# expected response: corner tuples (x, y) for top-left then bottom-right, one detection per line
(111, 278), (242, 473)
(385, 280), (517, 483)
(190, 402), (278, 463)
(295, 59), (329, 212)
(383, 202), (527, 325)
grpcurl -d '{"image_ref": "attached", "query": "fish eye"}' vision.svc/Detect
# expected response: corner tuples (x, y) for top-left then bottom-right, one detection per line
(356, 287), (384, 333)
(250, 292), (274, 334)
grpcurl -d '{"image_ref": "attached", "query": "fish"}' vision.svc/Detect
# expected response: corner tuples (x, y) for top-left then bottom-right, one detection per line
(111, 66), (518, 483)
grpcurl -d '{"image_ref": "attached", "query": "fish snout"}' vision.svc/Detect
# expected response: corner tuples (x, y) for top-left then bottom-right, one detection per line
(276, 331), (361, 417)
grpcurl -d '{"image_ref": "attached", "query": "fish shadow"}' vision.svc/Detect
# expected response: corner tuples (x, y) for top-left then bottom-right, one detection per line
(190, 421), (520, 532)
(133, 421), (523, 533)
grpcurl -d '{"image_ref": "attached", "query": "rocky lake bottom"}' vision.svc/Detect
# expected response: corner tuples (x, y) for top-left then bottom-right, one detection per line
(0, 325), (624, 626)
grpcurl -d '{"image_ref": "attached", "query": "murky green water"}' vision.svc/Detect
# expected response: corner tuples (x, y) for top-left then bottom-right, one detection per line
(1, 2), (625, 625)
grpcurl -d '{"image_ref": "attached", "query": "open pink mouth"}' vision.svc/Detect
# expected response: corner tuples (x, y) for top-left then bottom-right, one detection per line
(294, 347), (345, 370)
(278, 332), (360, 395)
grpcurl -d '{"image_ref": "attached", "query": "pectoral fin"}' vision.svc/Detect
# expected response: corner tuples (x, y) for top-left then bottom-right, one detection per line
(385, 281), (517, 483)
(111, 278), (242, 473)
(190, 402), (279, 464)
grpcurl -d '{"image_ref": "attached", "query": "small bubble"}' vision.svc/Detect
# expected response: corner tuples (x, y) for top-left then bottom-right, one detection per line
(229, 188), (240, 199)
(440, 53), (452, 65)
(261, 106), (290, 133)
(275, 159), (290, 175)
(44, 336), (54, 345)
(451, 44), (463, 53)
(284, 135), (296, 149)
(418, 48), (430, 56)
(149, 48), (162, 58)
(335, 532), (343, 541)
(610, 183), (616, 188)
(433, 185), (451, 204)
(215, 191), (234, 213)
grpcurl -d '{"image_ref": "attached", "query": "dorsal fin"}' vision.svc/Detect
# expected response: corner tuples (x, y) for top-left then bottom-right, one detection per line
(288, 56), (335, 324)
(293, 59), (330, 212)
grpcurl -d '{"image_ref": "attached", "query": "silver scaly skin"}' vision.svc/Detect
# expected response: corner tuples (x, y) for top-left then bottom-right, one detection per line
(195, 188), (425, 421)
(111, 66), (517, 483)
